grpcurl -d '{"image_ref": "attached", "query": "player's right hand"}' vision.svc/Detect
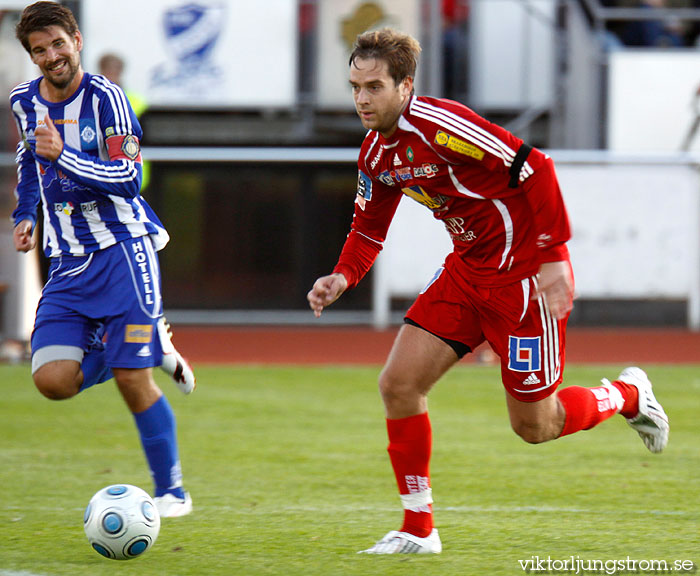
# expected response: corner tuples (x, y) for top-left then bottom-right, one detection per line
(34, 115), (64, 161)
(307, 273), (348, 318)
(13, 219), (36, 252)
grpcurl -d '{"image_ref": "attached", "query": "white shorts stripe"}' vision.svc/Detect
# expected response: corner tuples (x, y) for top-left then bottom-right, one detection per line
(533, 275), (561, 388)
(520, 278), (530, 323)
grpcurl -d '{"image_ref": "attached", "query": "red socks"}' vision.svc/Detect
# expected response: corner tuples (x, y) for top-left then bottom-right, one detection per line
(612, 380), (640, 418)
(558, 380), (639, 437)
(386, 412), (434, 538)
(384, 382), (640, 537)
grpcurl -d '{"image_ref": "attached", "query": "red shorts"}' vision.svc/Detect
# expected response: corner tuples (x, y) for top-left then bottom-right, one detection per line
(405, 259), (569, 402)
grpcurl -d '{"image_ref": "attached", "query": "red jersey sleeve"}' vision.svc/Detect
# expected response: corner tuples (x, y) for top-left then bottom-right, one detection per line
(520, 150), (571, 263)
(332, 167), (402, 290)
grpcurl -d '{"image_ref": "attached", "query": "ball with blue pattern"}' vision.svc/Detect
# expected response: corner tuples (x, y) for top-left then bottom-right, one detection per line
(83, 484), (160, 560)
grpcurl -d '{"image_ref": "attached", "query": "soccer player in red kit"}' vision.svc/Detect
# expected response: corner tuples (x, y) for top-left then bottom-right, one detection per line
(307, 28), (669, 555)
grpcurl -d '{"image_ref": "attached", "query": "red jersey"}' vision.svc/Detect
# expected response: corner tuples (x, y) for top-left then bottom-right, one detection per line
(333, 95), (571, 289)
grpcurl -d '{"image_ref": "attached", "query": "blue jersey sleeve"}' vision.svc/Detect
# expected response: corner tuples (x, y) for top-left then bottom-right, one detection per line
(54, 76), (144, 199)
(11, 129), (40, 230)
(55, 144), (142, 199)
(95, 76), (143, 140)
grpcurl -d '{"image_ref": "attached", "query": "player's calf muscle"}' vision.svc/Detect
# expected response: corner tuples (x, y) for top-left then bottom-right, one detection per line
(510, 419), (560, 444)
(508, 396), (566, 443)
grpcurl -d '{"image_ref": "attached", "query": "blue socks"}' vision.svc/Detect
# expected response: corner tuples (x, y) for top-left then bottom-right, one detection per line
(133, 395), (185, 498)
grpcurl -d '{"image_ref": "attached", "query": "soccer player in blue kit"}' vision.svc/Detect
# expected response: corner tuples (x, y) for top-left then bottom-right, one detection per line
(11, 1), (195, 517)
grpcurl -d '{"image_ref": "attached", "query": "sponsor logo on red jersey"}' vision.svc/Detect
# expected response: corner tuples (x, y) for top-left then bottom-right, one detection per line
(434, 130), (485, 160)
(356, 170), (373, 210)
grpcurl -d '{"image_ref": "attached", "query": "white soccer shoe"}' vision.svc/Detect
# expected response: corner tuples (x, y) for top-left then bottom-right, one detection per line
(154, 492), (193, 518)
(606, 366), (669, 453)
(157, 317), (196, 395)
(359, 529), (442, 554)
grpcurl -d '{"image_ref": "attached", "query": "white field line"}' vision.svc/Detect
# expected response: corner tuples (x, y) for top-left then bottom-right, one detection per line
(1, 504), (691, 516)
(0, 571), (51, 576)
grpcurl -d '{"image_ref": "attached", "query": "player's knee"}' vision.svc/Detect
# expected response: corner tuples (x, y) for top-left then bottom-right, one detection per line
(31, 352), (83, 400)
(113, 368), (161, 413)
(378, 367), (414, 403)
(33, 369), (79, 400)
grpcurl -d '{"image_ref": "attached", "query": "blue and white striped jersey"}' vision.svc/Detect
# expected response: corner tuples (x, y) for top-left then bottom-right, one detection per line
(10, 72), (169, 257)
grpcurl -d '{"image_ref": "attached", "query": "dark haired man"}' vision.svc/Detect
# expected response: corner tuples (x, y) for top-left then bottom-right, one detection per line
(308, 28), (669, 554)
(11, 1), (195, 517)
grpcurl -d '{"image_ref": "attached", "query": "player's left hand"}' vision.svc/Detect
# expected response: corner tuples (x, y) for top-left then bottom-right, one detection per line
(535, 261), (574, 320)
(34, 115), (64, 161)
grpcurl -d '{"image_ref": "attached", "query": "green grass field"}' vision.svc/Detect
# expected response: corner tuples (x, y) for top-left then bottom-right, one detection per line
(0, 362), (698, 576)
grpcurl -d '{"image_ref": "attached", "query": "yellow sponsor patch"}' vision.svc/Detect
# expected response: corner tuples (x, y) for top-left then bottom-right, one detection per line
(125, 324), (153, 343)
(402, 185), (445, 211)
(434, 130), (485, 160)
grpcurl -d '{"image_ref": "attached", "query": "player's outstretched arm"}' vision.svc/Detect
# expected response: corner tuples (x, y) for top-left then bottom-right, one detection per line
(307, 273), (348, 318)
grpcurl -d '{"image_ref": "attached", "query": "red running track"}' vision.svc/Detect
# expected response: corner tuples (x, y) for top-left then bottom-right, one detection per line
(170, 326), (700, 365)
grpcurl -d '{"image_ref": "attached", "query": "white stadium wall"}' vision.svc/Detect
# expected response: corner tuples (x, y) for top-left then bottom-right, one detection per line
(468, 0), (556, 111)
(315, 0), (421, 109)
(607, 51), (700, 154)
(81, 0), (298, 108)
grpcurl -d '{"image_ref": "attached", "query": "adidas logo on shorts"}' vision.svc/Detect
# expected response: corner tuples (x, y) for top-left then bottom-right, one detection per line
(136, 345), (152, 358)
(522, 372), (541, 386)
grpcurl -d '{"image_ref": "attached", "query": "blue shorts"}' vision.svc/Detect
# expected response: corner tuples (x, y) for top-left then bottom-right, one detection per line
(32, 236), (165, 369)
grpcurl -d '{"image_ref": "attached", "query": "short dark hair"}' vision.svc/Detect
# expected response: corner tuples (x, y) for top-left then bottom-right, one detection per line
(349, 28), (421, 86)
(15, 1), (79, 53)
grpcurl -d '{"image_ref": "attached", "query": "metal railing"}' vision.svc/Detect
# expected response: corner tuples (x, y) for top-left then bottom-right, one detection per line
(2, 147), (699, 328)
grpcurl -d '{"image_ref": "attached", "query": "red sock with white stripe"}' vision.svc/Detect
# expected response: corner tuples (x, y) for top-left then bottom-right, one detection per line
(610, 380), (640, 418)
(386, 412), (434, 538)
(557, 379), (636, 437)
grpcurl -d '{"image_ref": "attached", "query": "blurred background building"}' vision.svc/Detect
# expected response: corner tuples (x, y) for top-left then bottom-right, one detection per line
(1, 0), (699, 343)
